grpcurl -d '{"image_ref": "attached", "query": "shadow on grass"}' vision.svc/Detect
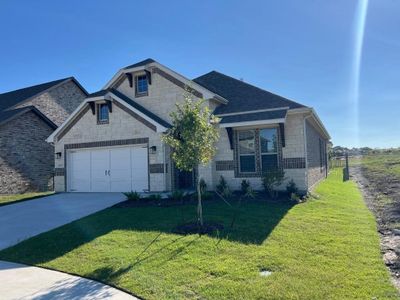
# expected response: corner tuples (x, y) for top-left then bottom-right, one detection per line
(0, 199), (294, 267)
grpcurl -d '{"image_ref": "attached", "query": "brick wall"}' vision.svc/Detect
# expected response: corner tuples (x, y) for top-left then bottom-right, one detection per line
(54, 103), (167, 192)
(16, 80), (87, 126)
(0, 111), (54, 193)
(305, 119), (327, 188)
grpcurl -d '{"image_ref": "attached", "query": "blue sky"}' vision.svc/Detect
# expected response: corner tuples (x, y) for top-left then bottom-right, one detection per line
(0, 0), (398, 148)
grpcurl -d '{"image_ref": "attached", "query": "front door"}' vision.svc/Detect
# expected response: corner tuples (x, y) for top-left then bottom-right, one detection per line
(175, 168), (194, 190)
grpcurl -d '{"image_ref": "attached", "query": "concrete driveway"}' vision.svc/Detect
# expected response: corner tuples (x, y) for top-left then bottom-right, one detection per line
(0, 193), (124, 250)
(0, 261), (137, 299)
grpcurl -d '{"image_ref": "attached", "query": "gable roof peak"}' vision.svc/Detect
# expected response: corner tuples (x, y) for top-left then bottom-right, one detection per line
(123, 58), (156, 70)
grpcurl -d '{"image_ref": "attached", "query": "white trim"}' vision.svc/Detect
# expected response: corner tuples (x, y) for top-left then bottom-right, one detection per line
(216, 106), (289, 117)
(219, 118), (286, 128)
(46, 98), (90, 143)
(102, 61), (228, 104)
(46, 91), (168, 143)
(287, 107), (330, 140)
(109, 92), (168, 133)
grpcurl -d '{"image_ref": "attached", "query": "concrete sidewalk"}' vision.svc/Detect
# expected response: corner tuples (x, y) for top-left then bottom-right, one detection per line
(0, 261), (137, 299)
(0, 193), (124, 250)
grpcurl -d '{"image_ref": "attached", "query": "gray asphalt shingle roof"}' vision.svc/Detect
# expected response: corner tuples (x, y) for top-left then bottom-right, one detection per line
(123, 58), (155, 70)
(0, 77), (74, 125)
(219, 109), (288, 124)
(193, 71), (306, 115)
(0, 78), (71, 112)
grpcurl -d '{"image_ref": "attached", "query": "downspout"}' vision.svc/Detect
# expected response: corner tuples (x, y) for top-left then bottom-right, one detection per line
(303, 113), (313, 192)
(162, 142), (167, 191)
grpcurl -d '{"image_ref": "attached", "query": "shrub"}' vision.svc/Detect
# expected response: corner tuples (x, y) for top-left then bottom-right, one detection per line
(262, 169), (285, 198)
(241, 180), (250, 194)
(147, 193), (162, 201)
(216, 175), (232, 198)
(241, 179), (256, 199)
(286, 179), (299, 196)
(123, 191), (141, 201)
(170, 189), (185, 202)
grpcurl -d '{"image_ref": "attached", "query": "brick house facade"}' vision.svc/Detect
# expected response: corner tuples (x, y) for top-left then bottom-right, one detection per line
(48, 59), (330, 194)
(0, 78), (87, 193)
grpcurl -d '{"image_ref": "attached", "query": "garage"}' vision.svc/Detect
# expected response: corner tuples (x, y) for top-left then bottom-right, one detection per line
(67, 145), (148, 192)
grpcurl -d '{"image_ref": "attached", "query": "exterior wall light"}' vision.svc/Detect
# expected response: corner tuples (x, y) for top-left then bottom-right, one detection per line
(55, 152), (62, 159)
(149, 146), (157, 154)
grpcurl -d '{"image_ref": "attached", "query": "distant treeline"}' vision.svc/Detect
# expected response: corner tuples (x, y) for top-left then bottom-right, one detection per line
(331, 146), (400, 158)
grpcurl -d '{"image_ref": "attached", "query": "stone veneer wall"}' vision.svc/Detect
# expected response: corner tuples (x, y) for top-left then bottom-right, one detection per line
(53, 103), (167, 192)
(212, 113), (308, 192)
(16, 80), (87, 126)
(0, 111), (54, 193)
(305, 119), (327, 189)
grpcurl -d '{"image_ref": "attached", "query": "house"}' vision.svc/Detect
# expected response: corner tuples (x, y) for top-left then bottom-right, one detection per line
(47, 59), (330, 194)
(0, 78), (88, 193)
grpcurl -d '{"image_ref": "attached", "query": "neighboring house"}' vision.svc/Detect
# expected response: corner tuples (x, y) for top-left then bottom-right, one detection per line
(47, 59), (330, 194)
(0, 78), (88, 193)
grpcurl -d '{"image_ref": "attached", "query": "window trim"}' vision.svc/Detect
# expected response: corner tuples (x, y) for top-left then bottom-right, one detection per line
(97, 103), (109, 124)
(135, 74), (148, 97)
(259, 127), (279, 173)
(237, 129), (257, 174)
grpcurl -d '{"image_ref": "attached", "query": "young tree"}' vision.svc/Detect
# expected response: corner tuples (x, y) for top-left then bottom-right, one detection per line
(162, 93), (219, 226)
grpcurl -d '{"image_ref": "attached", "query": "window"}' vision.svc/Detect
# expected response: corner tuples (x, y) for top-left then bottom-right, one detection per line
(135, 74), (148, 96)
(238, 130), (256, 173)
(97, 103), (109, 123)
(260, 128), (278, 172)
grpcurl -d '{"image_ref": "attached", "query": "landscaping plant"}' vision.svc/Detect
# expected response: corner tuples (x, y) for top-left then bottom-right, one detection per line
(262, 169), (285, 199)
(123, 191), (141, 201)
(216, 175), (232, 198)
(162, 93), (219, 226)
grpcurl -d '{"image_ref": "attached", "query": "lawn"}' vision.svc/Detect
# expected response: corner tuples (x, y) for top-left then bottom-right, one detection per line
(0, 170), (397, 299)
(0, 192), (53, 206)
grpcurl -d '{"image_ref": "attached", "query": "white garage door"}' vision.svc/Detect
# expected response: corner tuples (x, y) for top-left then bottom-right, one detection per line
(68, 146), (148, 192)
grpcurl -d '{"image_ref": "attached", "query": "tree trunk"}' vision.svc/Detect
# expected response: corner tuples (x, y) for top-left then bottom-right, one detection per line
(196, 167), (203, 227)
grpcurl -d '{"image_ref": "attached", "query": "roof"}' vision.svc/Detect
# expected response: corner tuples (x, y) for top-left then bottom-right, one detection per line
(193, 71), (306, 115)
(219, 109), (287, 124)
(0, 77), (71, 112)
(0, 106), (57, 129)
(86, 88), (171, 129)
(109, 89), (171, 128)
(0, 77), (85, 126)
(123, 58), (155, 70)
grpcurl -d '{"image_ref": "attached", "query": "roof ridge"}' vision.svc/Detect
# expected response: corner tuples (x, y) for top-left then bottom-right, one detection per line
(0, 77), (72, 96)
(195, 70), (306, 108)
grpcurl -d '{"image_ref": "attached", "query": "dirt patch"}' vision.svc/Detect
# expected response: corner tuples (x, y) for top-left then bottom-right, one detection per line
(351, 166), (400, 290)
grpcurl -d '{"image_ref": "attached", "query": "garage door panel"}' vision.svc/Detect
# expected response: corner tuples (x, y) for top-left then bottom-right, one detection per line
(68, 145), (149, 193)
(91, 149), (110, 192)
(131, 147), (149, 191)
(69, 151), (90, 192)
(110, 148), (131, 192)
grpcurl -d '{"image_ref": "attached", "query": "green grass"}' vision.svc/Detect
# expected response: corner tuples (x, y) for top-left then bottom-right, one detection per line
(0, 170), (397, 299)
(351, 152), (400, 177)
(0, 192), (53, 206)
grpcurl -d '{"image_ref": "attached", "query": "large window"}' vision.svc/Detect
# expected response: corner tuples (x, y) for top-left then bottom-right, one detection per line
(135, 74), (148, 96)
(237, 128), (279, 175)
(260, 128), (278, 172)
(238, 130), (256, 173)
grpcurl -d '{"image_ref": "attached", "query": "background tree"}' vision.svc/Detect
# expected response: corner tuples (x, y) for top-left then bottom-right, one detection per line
(162, 93), (219, 226)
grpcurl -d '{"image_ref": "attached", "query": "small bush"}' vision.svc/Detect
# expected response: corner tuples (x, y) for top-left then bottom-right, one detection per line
(123, 191), (141, 201)
(217, 176), (232, 198)
(147, 193), (162, 201)
(170, 189), (185, 202)
(286, 179), (299, 196)
(262, 169), (285, 199)
(241, 180), (250, 194)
